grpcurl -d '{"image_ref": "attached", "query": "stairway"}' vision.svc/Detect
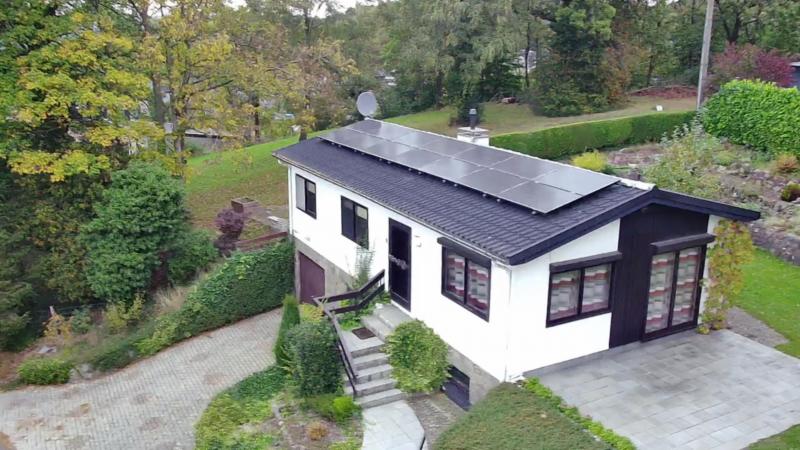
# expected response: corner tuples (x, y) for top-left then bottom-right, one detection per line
(343, 303), (412, 408)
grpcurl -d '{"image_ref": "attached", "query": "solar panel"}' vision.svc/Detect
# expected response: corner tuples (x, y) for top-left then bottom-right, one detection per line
(501, 182), (582, 214)
(320, 119), (618, 214)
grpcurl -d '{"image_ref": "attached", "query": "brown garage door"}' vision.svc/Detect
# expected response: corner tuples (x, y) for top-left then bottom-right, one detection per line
(298, 252), (325, 304)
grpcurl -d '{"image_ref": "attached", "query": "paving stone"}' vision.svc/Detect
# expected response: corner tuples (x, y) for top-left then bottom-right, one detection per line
(0, 310), (282, 450)
(538, 330), (800, 450)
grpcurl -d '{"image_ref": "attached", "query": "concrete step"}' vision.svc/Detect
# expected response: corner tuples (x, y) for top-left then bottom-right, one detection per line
(374, 304), (413, 330)
(348, 336), (384, 358)
(362, 315), (392, 342)
(345, 377), (397, 397)
(355, 363), (393, 384)
(353, 352), (389, 371)
(355, 388), (405, 409)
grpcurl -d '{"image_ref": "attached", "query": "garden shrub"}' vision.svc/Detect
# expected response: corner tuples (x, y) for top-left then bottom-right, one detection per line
(286, 321), (342, 397)
(306, 420), (329, 441)
(702, 80), (800, 156)
(86, 321), (156, 371)
(299, 303), (324, 323)
(18, 358), (73, 385)
(69, 307), (92, 335)
(103, 294), (145, 334)
(490, 111), (694, 159)
(213, 208), (247, 256)
(275, 295), (301, 369)
(781, 183), (800, 203)
(523, 379), (635, 450)
(167, 229), (218, 285)
(773, 153), (799, 175)
(571, 151), (609, 173)
(303, 394), (360, 424)
(386, 320), (449, 393)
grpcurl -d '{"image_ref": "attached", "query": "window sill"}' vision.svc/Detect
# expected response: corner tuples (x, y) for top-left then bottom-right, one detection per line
(546, 308), (610, 328)
(442, 290), (490, 322)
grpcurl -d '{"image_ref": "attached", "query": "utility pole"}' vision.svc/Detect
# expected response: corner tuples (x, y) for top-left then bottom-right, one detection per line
(696, 0), (715, 110)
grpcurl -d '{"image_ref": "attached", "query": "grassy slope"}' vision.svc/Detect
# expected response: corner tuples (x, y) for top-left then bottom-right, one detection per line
(186, 136), (298, 228)
(434, 383), (605, 450)
(734, 249), (800, 358)
(387, 97), (695, 136)
(749, 424), (800, 449)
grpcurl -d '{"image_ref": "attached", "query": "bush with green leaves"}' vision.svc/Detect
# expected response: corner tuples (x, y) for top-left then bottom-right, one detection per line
(18, 358), (73, 385)
(302, 394), (360, 424)
(491, 111), (694, 160)
(285, 321), (342, 397)
(386, 320), (449, 393)
(167, 229), (218, 285)
(81, 161), (189, 303)
(571, 151), (609, 173)
(136, 241), (294, 356)
(702, 80), (800, 156)
(275, 295), (301, 369)
(69, 307), (92, 335)
(781, 183), (800, 202)
(644, 123), (722, 200)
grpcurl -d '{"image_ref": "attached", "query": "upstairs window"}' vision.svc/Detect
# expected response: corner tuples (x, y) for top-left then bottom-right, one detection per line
(442, 247), (490, 320)
(547, 252), (620, 326)
(341, 197), (368, 246)
(295, 174), (316, 218)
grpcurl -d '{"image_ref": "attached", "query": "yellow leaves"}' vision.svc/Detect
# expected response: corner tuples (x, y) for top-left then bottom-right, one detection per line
(7, 151), (112, 182)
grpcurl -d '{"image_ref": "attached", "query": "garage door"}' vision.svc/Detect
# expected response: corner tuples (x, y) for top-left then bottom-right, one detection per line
(298, 252), (325, 304)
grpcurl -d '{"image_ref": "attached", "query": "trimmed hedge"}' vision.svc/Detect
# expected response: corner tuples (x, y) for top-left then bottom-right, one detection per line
(135, 240), (294, 358)
(490, 111), (695, 159)
(702, 80), (800, 156)
(286, 321), (342, 397)
(18, 358), (73, 385)
(275, 295), (301, 369)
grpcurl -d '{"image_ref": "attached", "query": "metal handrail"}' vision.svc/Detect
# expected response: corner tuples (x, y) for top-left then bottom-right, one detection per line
(312, 270), (386, 398)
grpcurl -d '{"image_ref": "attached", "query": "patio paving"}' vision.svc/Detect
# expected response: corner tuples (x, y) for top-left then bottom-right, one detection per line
(536, 330), (800, 450)
(362, 400), (426, 450)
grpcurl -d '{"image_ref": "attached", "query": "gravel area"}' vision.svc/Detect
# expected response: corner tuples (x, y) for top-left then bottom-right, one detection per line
(727, 306), (789, 348)
(407, 393), (465, 445)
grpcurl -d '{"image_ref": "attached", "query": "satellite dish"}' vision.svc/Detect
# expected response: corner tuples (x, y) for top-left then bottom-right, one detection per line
(356, 91), (378, 118)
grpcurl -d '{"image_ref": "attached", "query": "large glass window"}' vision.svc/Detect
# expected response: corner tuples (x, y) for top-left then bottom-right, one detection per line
(295, 174), (316, 218)
(442, 248), (490, 320)
(548, 263), (613, 325)
(341, 197), (368, 246)
(645, 247), (702, 334)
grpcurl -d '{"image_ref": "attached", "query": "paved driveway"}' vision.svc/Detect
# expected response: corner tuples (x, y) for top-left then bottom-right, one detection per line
(0, 309), (281, 450)
(538, 330), (800, 450)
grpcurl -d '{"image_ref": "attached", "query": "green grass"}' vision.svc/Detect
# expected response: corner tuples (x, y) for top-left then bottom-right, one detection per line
(735, 249), (800, 357)
(185, 136), (300, 228)
(434, 383), (606, 450)
(749, 424), (800, 449)
(195, 365), (286, 450)
(388, 97), (695, 136)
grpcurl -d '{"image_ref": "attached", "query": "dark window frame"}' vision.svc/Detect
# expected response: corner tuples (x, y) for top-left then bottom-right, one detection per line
(546, 251), (621, 327)
(340, 196), (368, 247)
(641, 245), (707, 340)
(440, 246), (491, 321)
(295, 174), (316, 218)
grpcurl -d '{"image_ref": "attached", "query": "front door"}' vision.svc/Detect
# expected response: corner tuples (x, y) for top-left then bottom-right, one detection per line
(388, 219), (412, 310)
(642, 246), (705, 339)
(298, 252), (325, 304)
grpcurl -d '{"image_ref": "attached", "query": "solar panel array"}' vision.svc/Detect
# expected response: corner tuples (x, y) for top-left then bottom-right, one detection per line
(321, 119), (618, 214)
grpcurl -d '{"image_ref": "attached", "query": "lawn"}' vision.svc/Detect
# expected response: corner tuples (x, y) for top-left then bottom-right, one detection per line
(749, 424), (800, 449)
(185, 136), (298, 228)
(387, 97), (695, 137)
(734, 249), (800, 358)
(434, 383), (606, 450)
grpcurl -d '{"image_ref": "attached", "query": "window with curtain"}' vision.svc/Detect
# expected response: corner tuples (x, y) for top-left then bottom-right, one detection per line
(646, 246), (702, 334)
(548, 262), (613, 325)
(295, 174), (316, 218)
(341, 197), (368, 246)
(442, 248), (490, 320)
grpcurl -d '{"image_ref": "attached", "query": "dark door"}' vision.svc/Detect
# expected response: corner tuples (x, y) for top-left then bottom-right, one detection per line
(388, 219), (412, 310)
(298, 252), (325, 304)
(610, 205), (708, 347)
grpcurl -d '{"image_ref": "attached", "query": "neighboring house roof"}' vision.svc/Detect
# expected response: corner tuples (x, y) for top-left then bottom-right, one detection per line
(275, 136), (758, 265)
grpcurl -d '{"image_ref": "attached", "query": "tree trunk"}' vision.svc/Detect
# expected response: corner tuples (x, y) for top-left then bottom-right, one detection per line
(646, 53), (656, 86)
(434, 71), (444, 107)
(524, 22), (532, 88)
(251, 95), (261, 142)
(150, 75), (166, 125)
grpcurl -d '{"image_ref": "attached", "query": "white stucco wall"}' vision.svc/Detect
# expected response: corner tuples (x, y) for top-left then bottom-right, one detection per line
(698, 215), (722, 321)
(288, 166), (512, 380)
(505, 221), (620, 377)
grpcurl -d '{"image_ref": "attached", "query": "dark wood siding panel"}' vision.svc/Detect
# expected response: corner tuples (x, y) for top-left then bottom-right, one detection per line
(609, 205), (709, 347)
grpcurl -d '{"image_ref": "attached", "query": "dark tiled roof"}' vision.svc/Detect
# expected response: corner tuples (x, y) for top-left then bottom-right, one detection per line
(276, 138), (649, 264)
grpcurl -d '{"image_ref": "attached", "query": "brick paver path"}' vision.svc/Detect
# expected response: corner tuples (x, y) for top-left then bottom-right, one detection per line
(0, 309), (281, 450)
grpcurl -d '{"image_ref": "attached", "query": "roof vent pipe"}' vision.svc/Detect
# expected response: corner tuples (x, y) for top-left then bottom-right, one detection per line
(469, 108), (478, 130)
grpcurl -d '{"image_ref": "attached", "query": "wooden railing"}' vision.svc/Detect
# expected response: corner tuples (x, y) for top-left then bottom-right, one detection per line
(313, 270), (386, 397)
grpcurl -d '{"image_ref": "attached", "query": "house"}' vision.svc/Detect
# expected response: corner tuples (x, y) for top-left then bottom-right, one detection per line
(274, 119), (759, 404)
